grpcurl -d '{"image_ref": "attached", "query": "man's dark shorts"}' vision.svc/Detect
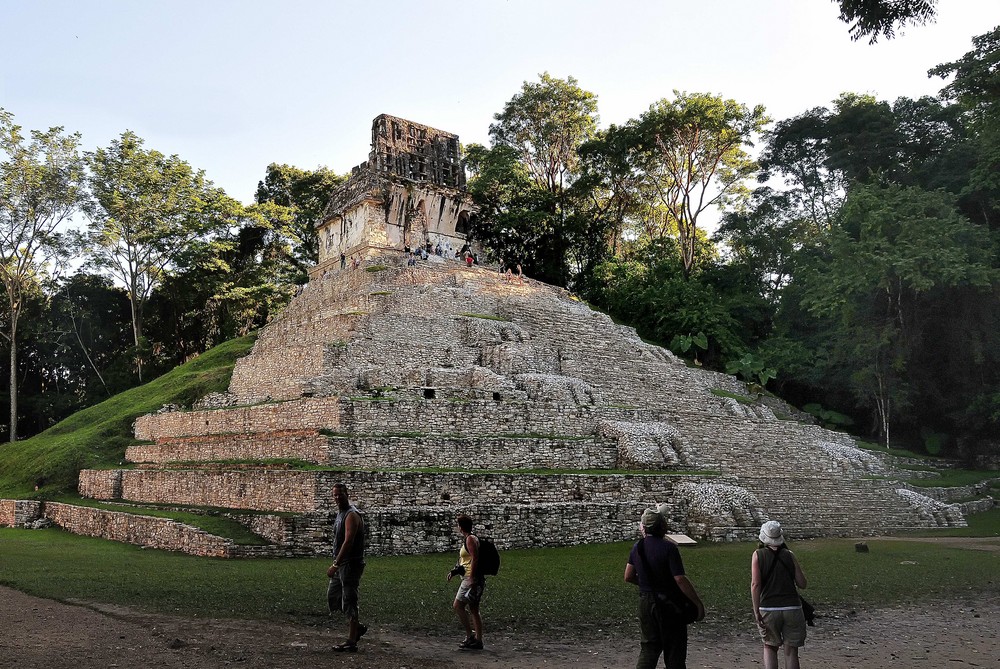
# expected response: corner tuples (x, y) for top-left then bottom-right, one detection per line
(328, 561), (365, 619)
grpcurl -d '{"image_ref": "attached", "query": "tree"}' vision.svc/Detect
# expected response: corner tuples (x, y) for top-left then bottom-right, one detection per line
(835, 0), (938, 43)
(469, 74), (601, 286)
(254, 163), (344, 280)
(465, 143), (566, 284)
(715, 187), (815, 298)
(931, 27), (1000, 115)
(798, 184), (993, 446)
(576, 122), (658, 259)
(931, 27), (1000, 228)
(85, 132), (244, 380)
(759, 93), (968, 222)
(143, 201), (299, 366)
(637, 92), (769, 278)
(19, 273), (133, 434)
(759, 107), (845, 234)
(587, 244), (764, 369)
(489, 73), (599, 219)
(0, 110), (85, 441)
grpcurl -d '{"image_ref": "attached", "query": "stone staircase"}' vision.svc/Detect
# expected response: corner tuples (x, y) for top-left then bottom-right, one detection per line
(27, 255), (971, 556)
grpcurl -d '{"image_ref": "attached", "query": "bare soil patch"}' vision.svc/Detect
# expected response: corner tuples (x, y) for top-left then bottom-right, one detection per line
(2, 584), (997, 668)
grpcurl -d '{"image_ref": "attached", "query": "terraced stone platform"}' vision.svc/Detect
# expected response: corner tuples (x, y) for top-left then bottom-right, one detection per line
(18, 256), (971, 556)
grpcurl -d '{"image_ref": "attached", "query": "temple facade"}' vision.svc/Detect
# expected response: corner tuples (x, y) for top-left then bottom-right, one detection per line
(313, 115), (477, 276)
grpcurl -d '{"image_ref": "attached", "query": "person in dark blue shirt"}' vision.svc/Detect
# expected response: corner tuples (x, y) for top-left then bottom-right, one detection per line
(625, 508), (705, 669)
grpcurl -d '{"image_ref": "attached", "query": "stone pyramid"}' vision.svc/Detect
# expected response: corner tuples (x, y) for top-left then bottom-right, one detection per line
(73, 256), (966, 556)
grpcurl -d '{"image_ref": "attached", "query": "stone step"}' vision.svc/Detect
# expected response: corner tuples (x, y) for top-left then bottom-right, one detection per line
(128, 432), (621, 471)
(78, 468), (716, 514)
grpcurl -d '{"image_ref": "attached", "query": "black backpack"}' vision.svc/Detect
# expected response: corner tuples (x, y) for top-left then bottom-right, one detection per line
(478, 537), (501, 576)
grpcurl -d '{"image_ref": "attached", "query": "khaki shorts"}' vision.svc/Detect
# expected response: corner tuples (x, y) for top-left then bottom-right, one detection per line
(760, 608), (806, 648)
(455, 577), (485, 607)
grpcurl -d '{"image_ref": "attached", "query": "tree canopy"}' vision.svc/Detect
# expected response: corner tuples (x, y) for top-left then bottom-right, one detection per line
(835, 0), (938, 43)
(84, 132), (246, 379)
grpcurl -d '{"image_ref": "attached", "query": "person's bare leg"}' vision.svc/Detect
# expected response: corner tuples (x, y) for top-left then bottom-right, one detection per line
(348, 617), (359, 642)
(763, 644), (779, 669)
(785, 645), (800, 669)
(469, 603), (483, 641)
(454, 600), (472, 638)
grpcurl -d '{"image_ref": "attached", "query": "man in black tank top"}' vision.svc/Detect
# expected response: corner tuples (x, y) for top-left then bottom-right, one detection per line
(327, 482), (367, 652)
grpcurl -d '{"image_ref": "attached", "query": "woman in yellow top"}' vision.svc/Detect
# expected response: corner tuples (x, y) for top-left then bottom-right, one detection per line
(446, 514), (485, 650)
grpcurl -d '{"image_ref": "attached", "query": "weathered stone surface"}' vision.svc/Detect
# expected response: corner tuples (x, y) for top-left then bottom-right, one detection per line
(313, 115), (476, 271)
(0, 499), (43, 527)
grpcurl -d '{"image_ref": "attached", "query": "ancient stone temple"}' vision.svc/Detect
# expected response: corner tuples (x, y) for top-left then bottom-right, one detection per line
(5, 117), (975, 557)
(314, 115), (476, 273)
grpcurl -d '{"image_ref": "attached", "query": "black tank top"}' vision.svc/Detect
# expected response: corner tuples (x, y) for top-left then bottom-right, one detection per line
(334, 504), (365, 563)
(758, 547), (800, 607)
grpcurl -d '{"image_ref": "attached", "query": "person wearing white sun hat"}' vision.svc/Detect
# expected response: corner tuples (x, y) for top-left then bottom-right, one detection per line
(751, 520), (808, 669)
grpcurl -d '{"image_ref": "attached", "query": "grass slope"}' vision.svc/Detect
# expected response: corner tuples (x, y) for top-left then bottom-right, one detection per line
(0, 335), (256, 498)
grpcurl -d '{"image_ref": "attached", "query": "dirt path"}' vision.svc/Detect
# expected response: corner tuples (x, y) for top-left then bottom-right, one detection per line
(2, 585), (997, 668)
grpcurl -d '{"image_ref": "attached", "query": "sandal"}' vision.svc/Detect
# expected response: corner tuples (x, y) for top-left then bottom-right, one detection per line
(333, 641), (357, 653)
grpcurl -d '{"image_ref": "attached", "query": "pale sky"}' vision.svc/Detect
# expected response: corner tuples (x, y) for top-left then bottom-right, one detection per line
(2, 1), (998, 205)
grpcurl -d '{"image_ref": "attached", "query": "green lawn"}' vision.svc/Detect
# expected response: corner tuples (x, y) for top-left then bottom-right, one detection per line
(1, 529), (996, 634)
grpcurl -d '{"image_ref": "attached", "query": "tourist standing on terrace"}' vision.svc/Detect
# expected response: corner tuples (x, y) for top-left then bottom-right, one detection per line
(625, 508), (705, 669)
(447, 514), (485, 651)
(751, 520), (808, 669)
(327, 483), (368, 652)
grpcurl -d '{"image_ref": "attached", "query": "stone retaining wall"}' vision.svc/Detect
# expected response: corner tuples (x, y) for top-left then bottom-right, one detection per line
(233, 499), (764, 557)
(325, 434), (617, 470)
(80, 469), (323, 513)
(42, 502), (235, 557)
(80, 468), (710, 512)
(0, 499), (43, 527)
(134, 397), (341, 440)
(127, 430), (331, 464)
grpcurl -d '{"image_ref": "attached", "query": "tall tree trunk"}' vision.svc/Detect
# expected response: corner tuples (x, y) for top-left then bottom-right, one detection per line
(130, 294), (144, 382)
(8, 315), (17, 442)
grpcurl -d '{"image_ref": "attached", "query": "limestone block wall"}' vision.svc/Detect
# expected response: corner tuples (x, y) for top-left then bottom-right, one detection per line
(736, 474), (938, 534)
(336, 400), (662, 439)
(667, 414), (882, 475)
(226, 345), (317, 402)
(125, 431), (617, 471)
(126, 430), (330, 465)
(134, 397), (341, 441)
(226, 512), (304, 548)
(326, 434), (617, 470)
(229, 496), (762, 557)
(80, 469), (324, 513)
(901, 480), (996, 503)
(82, 468), (708, 511)
(0, 499), (43, 527)
(43, 503), (234, 557)
(78, 470), (123, 499)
